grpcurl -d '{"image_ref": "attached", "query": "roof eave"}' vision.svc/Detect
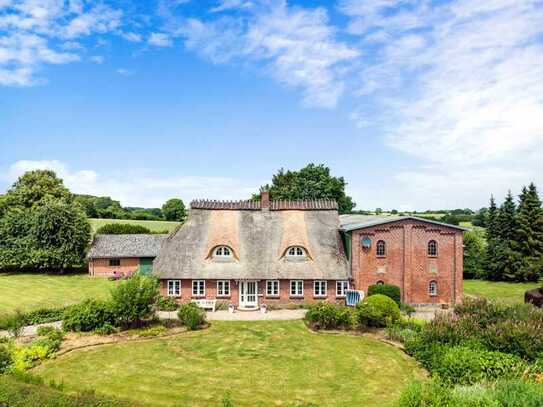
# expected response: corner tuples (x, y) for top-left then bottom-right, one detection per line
(340, 216), (468, 232)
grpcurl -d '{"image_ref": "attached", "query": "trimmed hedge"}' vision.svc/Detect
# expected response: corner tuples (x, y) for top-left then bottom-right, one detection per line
(96, 223), (152, 234)
(356, 294), (400, 327)
(367, 284), (401, 305)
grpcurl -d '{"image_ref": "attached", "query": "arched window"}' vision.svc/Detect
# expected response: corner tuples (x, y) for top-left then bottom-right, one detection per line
(428, 280), (438, 296)
(213, 245), (233, 258)
(376, 240), (386, 256)
(376, 280), (385, 285)
(428, 240), (438, 256)
(287, 246), (306, 258)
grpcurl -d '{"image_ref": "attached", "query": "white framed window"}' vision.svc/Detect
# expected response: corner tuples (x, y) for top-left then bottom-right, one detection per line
(109, 258), (121, 267)
(428, 280), (438, 296)
(428, 240), (438, 257)
(336, 281), (349, 297)
(290, 280), (303, 297)
(314, 280), (327, 297)
(217, 280), (230, 297)
(213, 246), (233, 258)
(266, 280), (279, 297)
(167, 280), (181, 297)
(192, 280), (205, 296)
(376, 240), (386, 257)
(287, 246), (306, 258)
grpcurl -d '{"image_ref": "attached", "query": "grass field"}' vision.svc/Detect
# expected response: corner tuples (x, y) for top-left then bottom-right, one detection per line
(89, 218), (180, 234)
(0, 274), (116, 317)
(464, 279), (541, 304)
(34, 320), (424, 406)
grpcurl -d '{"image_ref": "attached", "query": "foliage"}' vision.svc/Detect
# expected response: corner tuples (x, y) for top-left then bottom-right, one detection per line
(464, 229), (486, 279)
(109, 274), (159, 327)
(304, 302), (354, 330)
(356, 294), (400, 328)
(154, 296), (179, 311)
(36, 326), (64, 342)
(62, 299), (115, 332)
(0, 343), (12, 373)
(4, 310), (26, 337)
(96, 223), (152, 234)
(3, 170), (71, 209)
(367, 283), (401, 305)
(162, 198), (186, 222)
(177, 302), (206, 330)
(255, 163), (355, 214)
(94, 323), (116, 335)
(134, 325), (167, 337)
(22, 307), (67, 326)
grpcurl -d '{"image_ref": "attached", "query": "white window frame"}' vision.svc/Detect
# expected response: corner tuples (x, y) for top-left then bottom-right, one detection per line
(217, 280), (230, 297)
(287, 246), (306, 258)
(336, 281), (349, 297)
(167, 280), (181, 297)
(376, 240), (386, 257)
(428, 280), (438, 296)
(266, 280), (280, 297)
(192, 280), (205, 297)
(428, 240), (438, 257)
(290, 280), (304, 297)
(213, 246), (233, 258)
(314, 280), (327, 298)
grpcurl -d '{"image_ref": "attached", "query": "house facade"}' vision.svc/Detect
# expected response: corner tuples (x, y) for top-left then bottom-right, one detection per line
(151, 193), (465, 308)
(88, 234), (167, 277)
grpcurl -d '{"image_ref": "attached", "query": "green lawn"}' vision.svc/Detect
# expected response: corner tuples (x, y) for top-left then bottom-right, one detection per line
(34, 320), (424, 406)
(464, 279), (541, 304)
(0, 273), (116, 317)
(89, 218), (180, 234)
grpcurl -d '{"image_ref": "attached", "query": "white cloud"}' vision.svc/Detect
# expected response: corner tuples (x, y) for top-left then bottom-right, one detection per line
(2, 160), (260, 208)
(116, 68), (133, 76)
(148, 32), (173, 47)
(89, 55), (104, 64)
(120, 31), (142, 42)
(210, 0), (253, 13)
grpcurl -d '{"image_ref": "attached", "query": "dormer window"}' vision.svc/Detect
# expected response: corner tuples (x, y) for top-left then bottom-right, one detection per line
(287, 246), (306, 258)
(213, 246), (233, 258)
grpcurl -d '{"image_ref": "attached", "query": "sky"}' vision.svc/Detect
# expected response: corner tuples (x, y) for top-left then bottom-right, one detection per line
(1, 0), (543, 211)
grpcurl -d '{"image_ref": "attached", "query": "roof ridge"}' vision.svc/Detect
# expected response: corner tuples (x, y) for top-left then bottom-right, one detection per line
(191, 197), (338, 210)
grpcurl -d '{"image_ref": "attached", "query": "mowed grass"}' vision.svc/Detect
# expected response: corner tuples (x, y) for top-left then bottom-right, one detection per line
(464, 279), (541, 304)
(34, 320), (424, 407)
(0, 273), (116, 317)
(89, 218), (180, 234)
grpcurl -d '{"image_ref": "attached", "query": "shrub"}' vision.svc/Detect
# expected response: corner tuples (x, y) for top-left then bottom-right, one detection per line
(110, 274), (159, 328)
(96, 223), (152, 234)
(22, 307), (66, 326)
(367, 284), (401, 305)
(356, 294), (400, 328)
(305, 302), (354, 330)
(0, 343), (12, 373)
(481, 319), (543, 360)
(36, 326), (64, 341)
(177, 302), (206, 330)
(155, 296), (179, 311)
(94, 323), (116, 336)
(62, 299), (115, 332)
(4, 310), (26, 338)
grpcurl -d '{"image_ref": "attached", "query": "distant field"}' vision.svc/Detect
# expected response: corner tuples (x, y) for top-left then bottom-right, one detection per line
(89, 218), (180, 234)
(464, 279), (540, 304)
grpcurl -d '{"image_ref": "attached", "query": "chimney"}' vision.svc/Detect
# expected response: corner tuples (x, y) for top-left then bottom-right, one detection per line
(261, 191), (270, 210)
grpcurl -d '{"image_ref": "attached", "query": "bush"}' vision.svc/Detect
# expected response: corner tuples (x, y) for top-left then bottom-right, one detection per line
(367, 284), (401, 305)
(94, 323), (116, 336)
(177, 302), (206, 330)
(4, 310), (26, 338)
(110, 274), (159, 328)
(22, 307), (66, 326)
(36, 326), (64, 341)
(0, 344), (12, 373)
(304, 302), (354, 330)
(62, 299), (115, 332)
(356, 294), (400, 328)
(96, 223), (152, 234)
(481, 319), (543, 360)
(155, 296), (179, 311)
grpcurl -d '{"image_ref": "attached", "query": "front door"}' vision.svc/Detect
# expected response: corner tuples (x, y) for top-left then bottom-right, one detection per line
(239, 281), (258, 309)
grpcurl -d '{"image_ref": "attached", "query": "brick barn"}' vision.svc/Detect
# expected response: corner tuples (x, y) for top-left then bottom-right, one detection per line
(152, 192), (464, 308)
(88, 234), (167, 277)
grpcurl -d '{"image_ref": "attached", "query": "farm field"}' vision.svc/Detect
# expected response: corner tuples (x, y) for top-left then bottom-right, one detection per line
(34, 320), (424, 407)
(89, 218), (180, 234)
(0, 274), (116, 318)
(464, 279), (540, 304)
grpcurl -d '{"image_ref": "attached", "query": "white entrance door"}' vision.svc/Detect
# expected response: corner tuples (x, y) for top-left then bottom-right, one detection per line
(239, 281), (258, 309)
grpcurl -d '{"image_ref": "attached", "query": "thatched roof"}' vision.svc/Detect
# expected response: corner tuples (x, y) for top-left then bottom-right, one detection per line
(89, 234), (168, 259)
(153, 204), (349, 280)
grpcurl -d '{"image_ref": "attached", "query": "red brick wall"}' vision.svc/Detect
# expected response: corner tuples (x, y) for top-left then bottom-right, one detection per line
(159, 279), (348, 307)
(89, 258), (139, 277)
(350, 220), (463, 305)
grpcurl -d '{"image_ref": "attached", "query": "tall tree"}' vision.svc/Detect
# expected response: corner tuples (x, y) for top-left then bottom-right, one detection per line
(4, 170), (71, 208)
(255, 164), (355, 214)
(463, 229), (486, 279)
(162, 198), (186, 222)
(483, 195), (500, 280)
(494, 191), (519, 281)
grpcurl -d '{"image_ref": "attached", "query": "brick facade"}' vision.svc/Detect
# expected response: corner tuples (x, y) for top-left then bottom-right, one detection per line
(89, 258), (139, 277)
(349, 219), (463, 305)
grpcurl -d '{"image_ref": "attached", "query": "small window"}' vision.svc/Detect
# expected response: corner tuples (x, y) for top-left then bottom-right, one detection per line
(376, 280), (385, 285)
(167, 280), (180, 297)
(336, 281), (349, 297)
(109, 258), (121, 267)
(287, 246), (306, 257)
(214, 246), (233, 258)
(217, 280), (230, 297)
(314, 281), (327, 297)
(428, 240), (438, 256)
(192, 280), (205, 296)
(290, 280), (303, 297)
(428, 280), (438, 296)
(376, 240), (386, 257)
(266, 280), (279, 297)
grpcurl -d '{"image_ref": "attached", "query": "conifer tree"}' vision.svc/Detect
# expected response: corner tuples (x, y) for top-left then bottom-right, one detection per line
(494, 191), (519, 280)
(483, 195), (500, 280)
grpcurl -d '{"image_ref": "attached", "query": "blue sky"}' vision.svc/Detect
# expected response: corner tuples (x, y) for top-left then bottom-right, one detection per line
(1, 0), (543, 210)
